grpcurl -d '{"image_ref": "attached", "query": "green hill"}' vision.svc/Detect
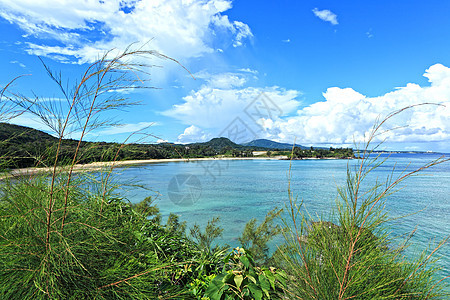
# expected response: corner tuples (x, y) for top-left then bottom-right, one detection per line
(0, 123), (61, 168)
(241, 139), (308, 150)
(0, 124), (260, 169)
(0, 122), (57, 143)
(1, 123), (355, 170)
(189, 137), (247, 151)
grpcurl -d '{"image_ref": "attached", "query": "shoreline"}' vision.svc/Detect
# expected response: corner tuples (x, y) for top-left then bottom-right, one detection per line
(1, 155), (356, 179)
(1, 156), (288, 179)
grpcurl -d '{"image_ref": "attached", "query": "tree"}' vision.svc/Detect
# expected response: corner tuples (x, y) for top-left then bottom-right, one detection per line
(238, 208), (283, 265)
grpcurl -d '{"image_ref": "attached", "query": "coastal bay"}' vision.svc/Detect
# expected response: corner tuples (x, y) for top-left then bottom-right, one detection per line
(113, 153), (450, 280)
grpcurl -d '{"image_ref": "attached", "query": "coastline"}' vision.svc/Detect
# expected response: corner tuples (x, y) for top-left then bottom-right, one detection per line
(1, 156), (288, 179)
(1, 155), (357, 179)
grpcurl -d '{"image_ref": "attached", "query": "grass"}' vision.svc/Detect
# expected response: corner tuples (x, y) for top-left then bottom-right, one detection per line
(0, 46), (217, 299)
(279, 108), (449, 299)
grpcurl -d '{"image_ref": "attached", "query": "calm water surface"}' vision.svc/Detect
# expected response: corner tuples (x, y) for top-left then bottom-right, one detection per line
(113, 153), (449, 279)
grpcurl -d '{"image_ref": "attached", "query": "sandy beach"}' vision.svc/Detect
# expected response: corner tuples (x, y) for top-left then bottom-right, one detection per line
(1, 156), (289, 179)
(0, 155), (357, 179)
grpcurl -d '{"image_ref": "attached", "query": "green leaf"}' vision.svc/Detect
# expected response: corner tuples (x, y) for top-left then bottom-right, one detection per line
(239, 254), (250, 268)
(234, 274), (243, 289)
(259, 273), (271, 292)
(264, 269), (276, 289)
(223, 272), (234, 284)
(247, 282), (263, 300)
(275, 272), (287, 288)
(205, 279), (225, 300)
(247, 274), (257, 284)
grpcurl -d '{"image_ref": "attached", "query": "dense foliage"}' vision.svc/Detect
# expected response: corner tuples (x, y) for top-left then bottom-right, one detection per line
(241, 139), (307, 150)
(1, 174), (262, 299)
(290, 146), (354, 159)
(0, 124), (259, 169)
(205, 248), (287, 300)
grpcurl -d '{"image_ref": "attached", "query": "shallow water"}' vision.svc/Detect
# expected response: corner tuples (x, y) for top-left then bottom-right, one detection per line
(114, 153), (450, 280)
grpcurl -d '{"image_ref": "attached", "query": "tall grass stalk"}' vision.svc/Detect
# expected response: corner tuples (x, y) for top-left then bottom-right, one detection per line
(0, 47), (205, 299)
(281, 105), (449, 299)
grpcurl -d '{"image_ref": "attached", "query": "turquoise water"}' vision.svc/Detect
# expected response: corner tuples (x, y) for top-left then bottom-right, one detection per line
(114, 153), (449, 280)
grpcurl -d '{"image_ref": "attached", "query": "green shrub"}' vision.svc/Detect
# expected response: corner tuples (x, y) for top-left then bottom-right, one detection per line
(0, 47), (225, 299)
(205, 248), (287, 300)
(0, 174), (209, 298)
(238, 208), (283, 265)
(280, 108), (449, 299)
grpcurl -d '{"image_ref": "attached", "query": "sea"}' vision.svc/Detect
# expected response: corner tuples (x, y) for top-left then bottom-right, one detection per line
(113, 153), (449, 281)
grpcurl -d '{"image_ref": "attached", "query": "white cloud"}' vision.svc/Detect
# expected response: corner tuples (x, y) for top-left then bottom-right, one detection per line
(232, 21), (253, 47)
(0, 0), (252, 63)
(211, 15), (253, 47)
(163, 72), (301, 131)
(312, 8), (338, 25)
(260, 64), (450, 146)
(194, 71), (247, 89)
(238, 68), (258, 75)
(108, 85), (139, 94)
(282, 39), (291, 43)
(165, 64), (450, 148)
(9, 60), (26, 68)
(177, 125), (212, 143)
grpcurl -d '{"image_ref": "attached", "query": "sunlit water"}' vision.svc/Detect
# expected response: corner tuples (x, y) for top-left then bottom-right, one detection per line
(113, 153), (449, 281)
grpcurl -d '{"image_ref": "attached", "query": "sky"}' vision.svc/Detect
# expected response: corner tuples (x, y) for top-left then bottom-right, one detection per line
(0, 0), (449, 152)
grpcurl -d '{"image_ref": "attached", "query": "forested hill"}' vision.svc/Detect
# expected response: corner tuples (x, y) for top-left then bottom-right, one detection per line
(0, 123), (91, 169)
(189, 137), (267, 151)
(189, 137), (246, 150)
(241, 139), (307, 150)
(0, 123), (354, 170)
(0, 123), (260, 169)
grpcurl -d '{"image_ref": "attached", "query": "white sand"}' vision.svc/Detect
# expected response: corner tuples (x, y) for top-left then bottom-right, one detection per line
(1, 156), (289, 179)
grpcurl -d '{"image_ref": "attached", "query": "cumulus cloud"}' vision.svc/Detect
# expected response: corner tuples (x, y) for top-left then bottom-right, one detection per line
(0, 0), (252, 63)
(312, 8), (338, 25)
(177, 125), (212, 144)
(261, 64), (450, 146)
(168, 64), (450, 147)
(211, 15), (253, 47)
(164, 72), (301, 132)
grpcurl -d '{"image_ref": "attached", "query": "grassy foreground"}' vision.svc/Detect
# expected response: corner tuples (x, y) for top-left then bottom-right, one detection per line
(1, 48), (448, 299)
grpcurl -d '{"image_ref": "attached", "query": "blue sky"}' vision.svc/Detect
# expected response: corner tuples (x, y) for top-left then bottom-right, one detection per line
(1, 0), (449, 152)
